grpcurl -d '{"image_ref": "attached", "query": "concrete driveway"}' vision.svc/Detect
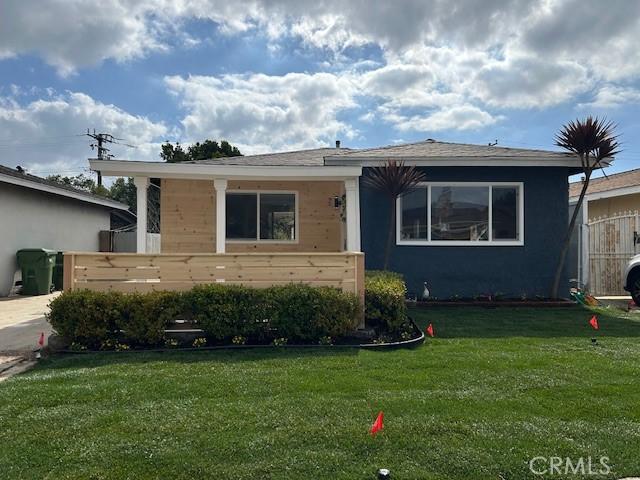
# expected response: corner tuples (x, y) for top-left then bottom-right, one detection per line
(0, 293), (58, 355)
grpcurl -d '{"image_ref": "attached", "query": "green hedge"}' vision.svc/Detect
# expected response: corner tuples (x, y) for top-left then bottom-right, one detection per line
(365, 270), (407, 334)
(48, 283), (360, 347)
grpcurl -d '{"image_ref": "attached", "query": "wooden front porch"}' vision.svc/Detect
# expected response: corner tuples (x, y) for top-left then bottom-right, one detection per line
(63, 251), (365, 313)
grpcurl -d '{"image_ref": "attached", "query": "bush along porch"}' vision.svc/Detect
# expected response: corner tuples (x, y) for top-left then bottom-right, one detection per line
(47, 273), (417, 352)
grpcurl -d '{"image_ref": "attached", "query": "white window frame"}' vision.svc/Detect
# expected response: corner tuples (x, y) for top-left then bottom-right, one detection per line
(396, 181), (524, 246)
(226, 190), (299, 244)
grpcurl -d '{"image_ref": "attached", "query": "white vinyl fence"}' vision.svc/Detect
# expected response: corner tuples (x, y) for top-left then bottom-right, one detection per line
(588, 211), (638, 295)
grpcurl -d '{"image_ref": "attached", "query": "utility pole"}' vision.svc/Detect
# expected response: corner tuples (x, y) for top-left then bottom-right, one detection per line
(86, 129), (135, 187)
(86, 129), (115, 186)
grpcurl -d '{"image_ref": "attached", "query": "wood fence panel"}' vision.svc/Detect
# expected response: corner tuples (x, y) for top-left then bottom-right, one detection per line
(63, 252), (364, 300)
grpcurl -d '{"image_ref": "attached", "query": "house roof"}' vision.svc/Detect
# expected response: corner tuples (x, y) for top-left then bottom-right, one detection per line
(324, 139), (578, 166)
(569, 168), (640, 200)
(90, 139), (587, 179)
(189, 147), (353, 166)
(0, 164), (129, 210)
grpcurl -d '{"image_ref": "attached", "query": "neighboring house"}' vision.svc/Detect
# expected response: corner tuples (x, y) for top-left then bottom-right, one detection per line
(569, 169), (640, 295)
(0, 165), (130, 296)
(83, 140), (582, 299)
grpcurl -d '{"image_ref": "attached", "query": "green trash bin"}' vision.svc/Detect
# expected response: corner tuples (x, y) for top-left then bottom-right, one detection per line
(53, 252), (64, 291)
(16, 248), (57, 295)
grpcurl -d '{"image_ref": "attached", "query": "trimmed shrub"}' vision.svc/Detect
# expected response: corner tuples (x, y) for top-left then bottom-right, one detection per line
(47, 290), (124, 347)
(119, 291), (184, 345)
(47, 283), (361, 348)
(267, 284), (360, 342)
(365, 270), (407, 334)
(184, 284), (271, 341)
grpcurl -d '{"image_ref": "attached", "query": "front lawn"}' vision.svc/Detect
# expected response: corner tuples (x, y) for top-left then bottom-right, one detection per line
(1, 306), (640, 479)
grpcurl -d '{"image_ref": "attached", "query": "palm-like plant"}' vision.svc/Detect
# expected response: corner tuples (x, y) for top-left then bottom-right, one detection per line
(551, 116), (620, 298)
(363, 160), (427, 269)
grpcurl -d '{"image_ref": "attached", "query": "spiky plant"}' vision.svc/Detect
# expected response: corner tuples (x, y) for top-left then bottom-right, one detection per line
(551, 117), (620, 298)
(363, 160), (427, 269)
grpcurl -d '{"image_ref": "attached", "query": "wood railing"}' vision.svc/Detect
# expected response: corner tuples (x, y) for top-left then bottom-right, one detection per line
(63, 252), (365, 309)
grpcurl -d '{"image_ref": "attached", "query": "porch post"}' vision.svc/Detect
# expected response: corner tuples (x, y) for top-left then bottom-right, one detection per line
(134, 177), (149, 253)
(344, 178), (360, 252)
(214, 179), (227, 253)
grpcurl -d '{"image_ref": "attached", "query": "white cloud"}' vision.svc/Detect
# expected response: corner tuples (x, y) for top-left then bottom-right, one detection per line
(472, 56), (591, 109)
(381, 104), (500, 132)
(0, 91), (167, 174)
(579, 86), (640, 109)
(165, 72), (359, 154)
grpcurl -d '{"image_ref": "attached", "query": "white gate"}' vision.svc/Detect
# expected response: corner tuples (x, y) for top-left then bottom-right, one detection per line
(588, 211), (638, 295)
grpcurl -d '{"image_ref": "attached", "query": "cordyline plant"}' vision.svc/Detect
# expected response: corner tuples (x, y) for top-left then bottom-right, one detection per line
(551, 116), (620, 298)
(363, 160), (426, 269)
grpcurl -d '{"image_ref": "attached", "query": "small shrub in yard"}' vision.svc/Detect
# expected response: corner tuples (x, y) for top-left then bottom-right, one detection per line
(272, 337), (288, 346)
(232, 335), (246, 345)
(164, 338), (179, 348)
(192, 337), (207, 348)
(185, 284), (271, 341)
(48, 290), (124, 348)
(119, 291), (184, 345)
(365, 270), (408, 334)
(267, 284), (360, 342)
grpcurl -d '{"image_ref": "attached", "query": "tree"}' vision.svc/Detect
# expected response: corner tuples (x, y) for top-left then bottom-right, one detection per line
(160, 139), (242, 162)
(109, 177), (136, 211)
(363, 160), (427, 270)
(47, 173), (109, 197)
(551, 117), (620, 298)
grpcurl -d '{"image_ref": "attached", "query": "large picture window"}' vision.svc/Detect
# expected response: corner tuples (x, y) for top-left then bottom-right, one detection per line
(226, 191), (297, 242)
(397, 182), (523, 245)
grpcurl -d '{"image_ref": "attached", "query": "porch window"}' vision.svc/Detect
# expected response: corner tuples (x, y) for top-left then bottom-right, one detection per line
(397, 182), (523, 245)
(226, 191), (297, 242)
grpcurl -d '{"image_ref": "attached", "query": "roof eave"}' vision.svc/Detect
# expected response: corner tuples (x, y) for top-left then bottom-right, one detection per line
(89, 159), (362, 180)
(0, 171), (129, 210)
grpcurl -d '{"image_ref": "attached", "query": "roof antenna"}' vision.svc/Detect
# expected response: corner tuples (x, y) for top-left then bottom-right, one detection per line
(488, 139), (498, 146)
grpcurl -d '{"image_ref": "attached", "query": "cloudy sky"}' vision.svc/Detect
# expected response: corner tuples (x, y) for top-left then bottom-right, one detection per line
(1, 0), (639, 178)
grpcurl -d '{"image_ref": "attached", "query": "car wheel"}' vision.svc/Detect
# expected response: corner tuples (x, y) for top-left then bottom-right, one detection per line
(629, 271), (640, 306)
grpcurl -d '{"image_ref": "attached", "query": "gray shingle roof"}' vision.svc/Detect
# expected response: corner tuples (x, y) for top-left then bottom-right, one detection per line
(0, 164), (129, 210)
(190, 147), (353, 166)
(325, 140), (574, 160)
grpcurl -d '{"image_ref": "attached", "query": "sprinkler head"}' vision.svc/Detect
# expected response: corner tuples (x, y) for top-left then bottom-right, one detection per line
(377, 468), (391, 479)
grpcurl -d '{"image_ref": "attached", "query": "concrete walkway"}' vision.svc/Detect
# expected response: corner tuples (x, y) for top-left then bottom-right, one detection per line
(0, 292), (58, 355)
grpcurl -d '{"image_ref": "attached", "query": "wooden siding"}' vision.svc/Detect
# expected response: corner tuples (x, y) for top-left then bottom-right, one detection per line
(161, 179), (215, 253)
(63, 252), (364, 297)
(160, 179), (344, 253)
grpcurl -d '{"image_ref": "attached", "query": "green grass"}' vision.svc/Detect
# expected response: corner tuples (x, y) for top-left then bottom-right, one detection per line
(2, 306), (640, 479)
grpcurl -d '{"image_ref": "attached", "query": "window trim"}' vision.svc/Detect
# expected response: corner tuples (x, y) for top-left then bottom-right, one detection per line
(396, 181), (524, 246)
(226, 190), (299, 244)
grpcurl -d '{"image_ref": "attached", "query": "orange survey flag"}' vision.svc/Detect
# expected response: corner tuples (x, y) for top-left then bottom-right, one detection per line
(589, 315), (599, 330)
(370, 411), (384, 436)
(426, 323), (435, 337)
(38, 332), (45, 347)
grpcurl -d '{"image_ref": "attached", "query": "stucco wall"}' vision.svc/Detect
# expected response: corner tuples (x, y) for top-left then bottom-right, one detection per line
(587, 192), (640, 220)
(0, 183), (111, 296)
(360, 166), (571, 299)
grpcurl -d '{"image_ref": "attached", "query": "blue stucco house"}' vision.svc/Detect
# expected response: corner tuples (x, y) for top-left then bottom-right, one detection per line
(325, 140), (581, 299)
(90, 139), (582, 302)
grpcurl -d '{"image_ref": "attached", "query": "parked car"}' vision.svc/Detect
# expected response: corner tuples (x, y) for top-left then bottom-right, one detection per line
(623, 255), (640, 305)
